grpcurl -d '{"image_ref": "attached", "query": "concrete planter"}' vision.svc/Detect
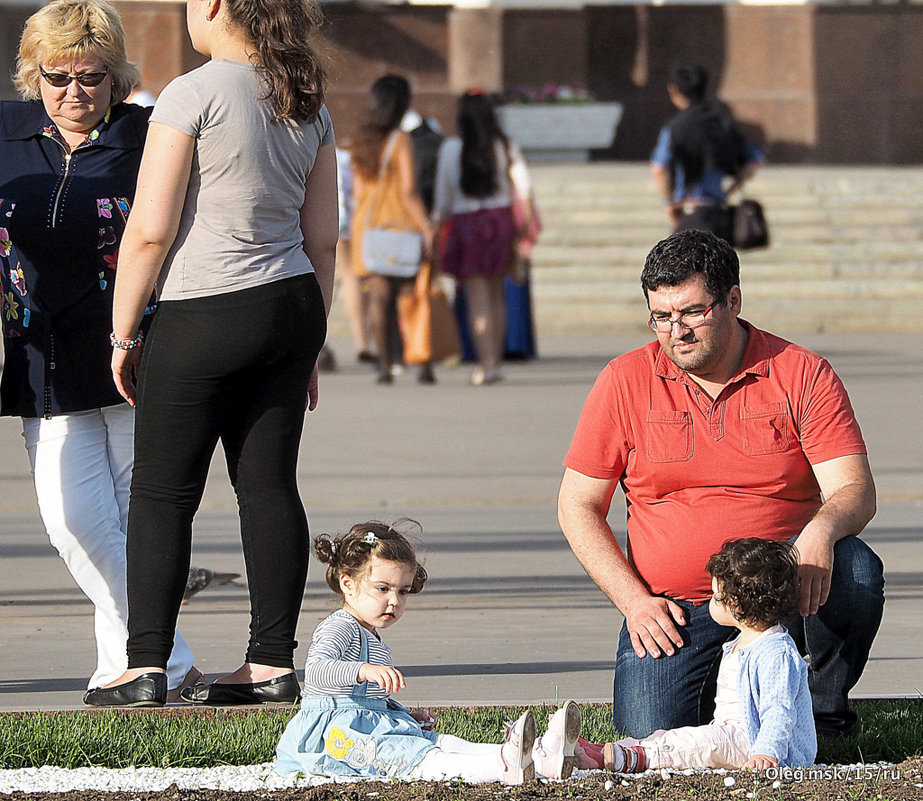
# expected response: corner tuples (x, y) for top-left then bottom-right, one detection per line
(497, 102), (623, 161)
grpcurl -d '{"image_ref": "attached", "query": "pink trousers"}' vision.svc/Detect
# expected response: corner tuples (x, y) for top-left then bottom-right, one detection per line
(620, 721), (750, 770)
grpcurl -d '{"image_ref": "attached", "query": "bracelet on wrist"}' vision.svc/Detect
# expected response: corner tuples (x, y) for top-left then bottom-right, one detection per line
(110, 331), (144, 350)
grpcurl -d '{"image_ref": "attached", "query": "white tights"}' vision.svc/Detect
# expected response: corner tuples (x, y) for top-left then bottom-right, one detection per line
(408, 734), (507, 782)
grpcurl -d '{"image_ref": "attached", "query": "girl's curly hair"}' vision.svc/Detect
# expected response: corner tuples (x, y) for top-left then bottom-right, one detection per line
(314, 519), (427, 597)
(706, 538), (799, 629)
(225, 0), (326, 122)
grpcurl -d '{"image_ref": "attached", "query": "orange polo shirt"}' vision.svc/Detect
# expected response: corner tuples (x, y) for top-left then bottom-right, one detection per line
(563, 321), (867, 603)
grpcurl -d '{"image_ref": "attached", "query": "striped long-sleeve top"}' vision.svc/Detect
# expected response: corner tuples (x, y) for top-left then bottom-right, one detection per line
(302, 609), (394, 698)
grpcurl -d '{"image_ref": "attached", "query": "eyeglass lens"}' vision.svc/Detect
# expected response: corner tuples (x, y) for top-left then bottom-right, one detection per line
(41, 70), (109, 88)
(649, 307), (711, 332)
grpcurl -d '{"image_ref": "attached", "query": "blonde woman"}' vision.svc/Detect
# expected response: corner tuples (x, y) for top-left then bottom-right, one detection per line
(0, 0), (197, 701)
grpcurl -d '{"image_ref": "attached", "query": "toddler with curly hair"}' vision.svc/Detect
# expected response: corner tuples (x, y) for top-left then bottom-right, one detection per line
(604, 537), (817, 773)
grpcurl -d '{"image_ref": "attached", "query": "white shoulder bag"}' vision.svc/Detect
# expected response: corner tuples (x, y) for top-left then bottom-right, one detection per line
(361, 132), (423, 278)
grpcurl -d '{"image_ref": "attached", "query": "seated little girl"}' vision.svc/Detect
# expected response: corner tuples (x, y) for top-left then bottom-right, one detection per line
(274, 520), (582, 783)
(603, 538), (817, 773)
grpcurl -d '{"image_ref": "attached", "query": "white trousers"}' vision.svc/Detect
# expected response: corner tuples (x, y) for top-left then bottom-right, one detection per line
(23, 405), (194, 690)
(408, 734), (506, 782)
(620, 721), (751, 770)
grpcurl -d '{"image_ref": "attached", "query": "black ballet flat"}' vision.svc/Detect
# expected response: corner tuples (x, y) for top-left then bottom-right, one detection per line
(180, 673), (300, 706)
(83, 672), (167, 708)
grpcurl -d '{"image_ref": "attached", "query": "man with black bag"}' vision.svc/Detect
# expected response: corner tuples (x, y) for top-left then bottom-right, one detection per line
(651, 63), (764, 247)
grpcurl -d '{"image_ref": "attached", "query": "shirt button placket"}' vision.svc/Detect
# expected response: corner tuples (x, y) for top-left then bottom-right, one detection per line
(710, 403), (725, 439)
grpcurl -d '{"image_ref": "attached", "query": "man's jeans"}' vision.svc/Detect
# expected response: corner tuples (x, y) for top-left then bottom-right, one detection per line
(613, 536), (884, 738)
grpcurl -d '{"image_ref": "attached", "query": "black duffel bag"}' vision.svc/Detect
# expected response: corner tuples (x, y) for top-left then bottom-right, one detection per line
(731, 198), (769, 250)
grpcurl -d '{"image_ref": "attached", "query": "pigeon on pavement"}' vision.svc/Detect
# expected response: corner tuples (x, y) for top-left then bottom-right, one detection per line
(183, 566), (242, 604)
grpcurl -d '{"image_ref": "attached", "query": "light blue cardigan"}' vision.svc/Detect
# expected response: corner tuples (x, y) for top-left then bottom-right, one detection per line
(734, 626), (817, 767)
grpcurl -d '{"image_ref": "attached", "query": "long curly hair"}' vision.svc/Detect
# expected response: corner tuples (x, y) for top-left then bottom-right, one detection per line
(314, 519), (427, 597)
(706, 538), (799, 629)
(225, 0), (326, 122)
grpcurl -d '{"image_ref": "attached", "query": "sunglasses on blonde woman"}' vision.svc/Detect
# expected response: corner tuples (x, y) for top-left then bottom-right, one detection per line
(40, 68), (109, 88)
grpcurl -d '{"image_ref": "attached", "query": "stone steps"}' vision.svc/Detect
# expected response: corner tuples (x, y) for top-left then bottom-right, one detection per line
(324, 163), (923, 339)
(527, 163), (923, 334)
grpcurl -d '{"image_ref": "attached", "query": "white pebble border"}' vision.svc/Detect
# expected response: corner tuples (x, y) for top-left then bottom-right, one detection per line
(0, 762), (916, 794)
(0, 764), (335, 794)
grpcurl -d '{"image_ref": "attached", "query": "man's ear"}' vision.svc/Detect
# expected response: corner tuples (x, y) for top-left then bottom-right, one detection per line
(728, 285), (742, 316)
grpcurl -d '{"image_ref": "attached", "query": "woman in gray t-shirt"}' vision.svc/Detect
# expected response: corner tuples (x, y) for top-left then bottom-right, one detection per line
(86, 0), (337, 708)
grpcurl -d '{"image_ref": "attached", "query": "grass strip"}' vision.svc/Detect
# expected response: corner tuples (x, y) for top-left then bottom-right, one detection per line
(0, 700), (919, 770)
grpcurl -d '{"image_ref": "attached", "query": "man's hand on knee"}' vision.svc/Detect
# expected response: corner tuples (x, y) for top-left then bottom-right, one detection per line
(626, 595), (686, 658)
(793, 531), (835, 616)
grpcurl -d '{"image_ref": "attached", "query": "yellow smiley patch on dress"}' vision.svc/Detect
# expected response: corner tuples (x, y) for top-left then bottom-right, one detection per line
(324, 726), (355, 759)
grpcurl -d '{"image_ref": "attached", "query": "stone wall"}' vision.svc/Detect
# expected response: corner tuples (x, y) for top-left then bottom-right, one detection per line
(577, 4), (923, 164)
(116, 1), (205, 96)
(327, 3), (923, 164)
(319, 4), (453, 146)
(2, 2), (919, 164)
(0, 3), (42, 100)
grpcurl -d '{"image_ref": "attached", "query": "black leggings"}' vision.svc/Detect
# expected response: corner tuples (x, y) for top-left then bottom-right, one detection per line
(126, 273), (326, 670)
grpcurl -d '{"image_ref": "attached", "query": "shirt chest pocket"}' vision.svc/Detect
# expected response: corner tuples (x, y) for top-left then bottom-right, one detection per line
(645, 410), (693, 463)
(740, 403), (790, 455)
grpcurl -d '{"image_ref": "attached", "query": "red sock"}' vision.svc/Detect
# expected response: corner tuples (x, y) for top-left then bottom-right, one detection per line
(576, 738), (605, 770)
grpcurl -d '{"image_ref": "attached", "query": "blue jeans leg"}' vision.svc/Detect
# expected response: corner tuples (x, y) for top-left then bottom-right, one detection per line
(612, 599), (736, 738)
(788, 536), (884, 736)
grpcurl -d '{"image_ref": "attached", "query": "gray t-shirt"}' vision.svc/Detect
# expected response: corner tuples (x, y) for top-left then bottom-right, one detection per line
(150, 60), (334, 300)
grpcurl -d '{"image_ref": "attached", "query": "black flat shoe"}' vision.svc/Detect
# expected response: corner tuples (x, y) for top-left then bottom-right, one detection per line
(83, 672), (167, 708)
(180, 673), (300, 706)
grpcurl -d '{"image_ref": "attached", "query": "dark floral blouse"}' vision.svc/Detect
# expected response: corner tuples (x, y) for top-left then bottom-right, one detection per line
(0, 100), (152, 418)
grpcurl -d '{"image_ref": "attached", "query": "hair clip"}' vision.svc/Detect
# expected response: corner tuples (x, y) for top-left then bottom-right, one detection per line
(363, 532), (377, 546)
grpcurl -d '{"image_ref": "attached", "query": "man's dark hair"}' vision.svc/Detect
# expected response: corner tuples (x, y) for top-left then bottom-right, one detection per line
(640, 230), (740, 306)
(670, 62), (708, 102)
(706, 538), (799, 630)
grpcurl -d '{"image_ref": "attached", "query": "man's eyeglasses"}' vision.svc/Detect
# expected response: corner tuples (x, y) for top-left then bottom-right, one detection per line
(40, 68), (109, 88)
(648, 304), (714, 333)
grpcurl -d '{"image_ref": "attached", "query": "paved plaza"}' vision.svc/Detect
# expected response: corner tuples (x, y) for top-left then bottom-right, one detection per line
(1, 326), (920, 712)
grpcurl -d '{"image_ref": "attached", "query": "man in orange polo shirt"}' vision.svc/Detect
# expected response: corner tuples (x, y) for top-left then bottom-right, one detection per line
(558, 230), (884, 739)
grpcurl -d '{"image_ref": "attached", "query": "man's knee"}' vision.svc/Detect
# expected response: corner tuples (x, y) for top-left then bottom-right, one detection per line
(831, 536), (885, 602)
(613, 672), (699, 737)
(613, 641), (701, 737)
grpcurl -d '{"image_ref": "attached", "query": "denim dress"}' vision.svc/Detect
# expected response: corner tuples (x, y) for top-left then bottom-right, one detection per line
(274, 626), (437, 778)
